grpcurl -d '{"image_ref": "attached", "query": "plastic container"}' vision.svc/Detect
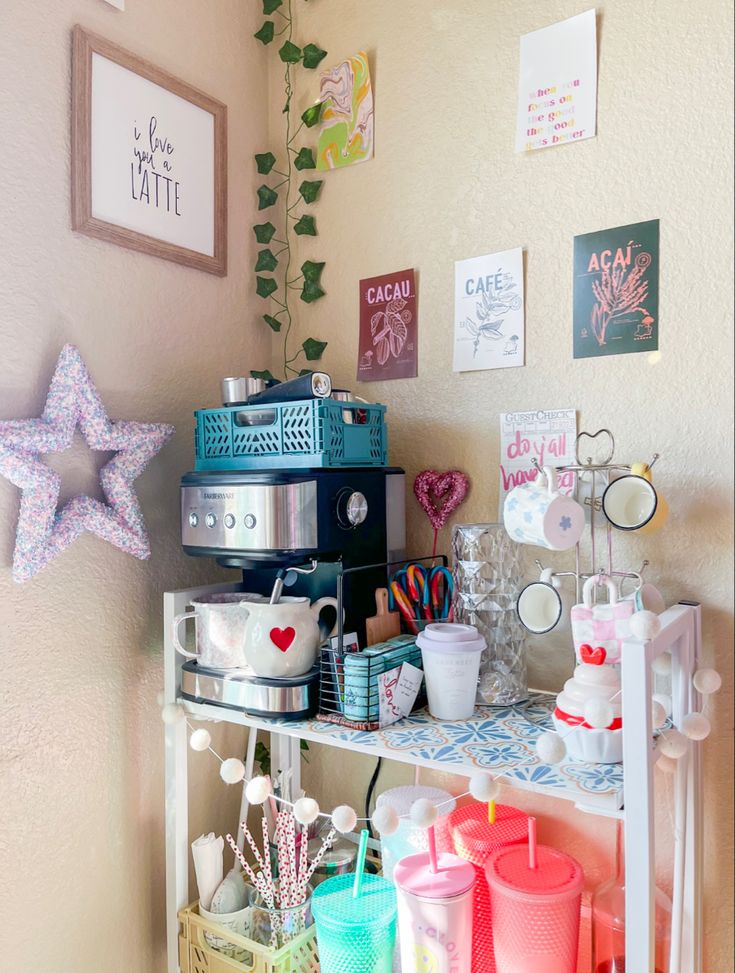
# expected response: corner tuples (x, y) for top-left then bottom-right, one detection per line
(448, 801), (530, 973)
(249, 883), (314, 951)
(486, 839), (584, 973)
(178, 901), (319, 973)
(417, 623), (486, 720)
(376, 785), (456, 883)
(194, 399), (387, 471)
(311, 872), (397, 973)
(395, 852), (476, 973)
(197, 902), (251, 962)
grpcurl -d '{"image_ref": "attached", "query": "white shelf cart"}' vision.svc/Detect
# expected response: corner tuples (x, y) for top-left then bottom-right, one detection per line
(164, 582), (703, 973)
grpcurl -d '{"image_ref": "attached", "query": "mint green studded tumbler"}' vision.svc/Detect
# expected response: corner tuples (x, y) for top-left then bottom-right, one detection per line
(312, 873), (397, 973)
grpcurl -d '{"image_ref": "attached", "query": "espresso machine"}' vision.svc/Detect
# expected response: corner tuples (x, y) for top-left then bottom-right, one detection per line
(179, 373), (405, 719)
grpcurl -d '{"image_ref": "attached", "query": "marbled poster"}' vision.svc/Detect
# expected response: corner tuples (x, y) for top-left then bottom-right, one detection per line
(317, 52), (374, 170)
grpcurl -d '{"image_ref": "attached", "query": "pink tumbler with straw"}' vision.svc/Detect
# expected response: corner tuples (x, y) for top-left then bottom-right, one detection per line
(486, 819), (584, 973)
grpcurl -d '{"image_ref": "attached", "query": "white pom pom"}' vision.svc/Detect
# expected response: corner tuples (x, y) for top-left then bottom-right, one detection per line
(651, 651), (672, 675)
(156, 690), (165, 706)
(161, 703), (185, 725)
(651, 700), (668, 730)
(332, 805), (357, 834)
(658, 729), (688, 760)
(409, 798), (438, 829)
(681, 712), (711, 741)
(630, 610), (662, 641)
(536, 731), (567, 764)
(656, 752), (677, 774)
(220, 758), (246, 784)
(653, 693), (672, 718)
(189, 728), (212, 751)
(584, 698), (614, 729)
(693, 668), (722, 695)
(294, 797), (320, 825)
(372, 804), (399, 837)
(245, 776), (272, 805)
(469, 773), (500, 803)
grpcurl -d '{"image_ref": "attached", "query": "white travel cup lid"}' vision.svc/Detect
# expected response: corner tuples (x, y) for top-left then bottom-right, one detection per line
(416, 623), (486, 654)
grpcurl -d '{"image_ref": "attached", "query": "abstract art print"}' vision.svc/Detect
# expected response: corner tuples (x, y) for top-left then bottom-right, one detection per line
(573, 219), (659, 359)
(316, 51), (374, 171)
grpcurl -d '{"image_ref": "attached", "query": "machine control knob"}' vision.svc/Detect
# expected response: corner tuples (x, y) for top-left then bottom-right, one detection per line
(224, 513), (236, 529)
(338, 490), (368, 528)
(188, 512), (199, 528)
(205, 513), (217, 529)
(244, 514), (257, 529)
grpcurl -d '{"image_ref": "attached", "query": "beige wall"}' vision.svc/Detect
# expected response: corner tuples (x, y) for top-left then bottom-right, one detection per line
(0, 1), (269, 970)
(286, 1), (734, 970)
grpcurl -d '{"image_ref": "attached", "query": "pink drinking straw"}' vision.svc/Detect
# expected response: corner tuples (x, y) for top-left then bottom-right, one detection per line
(528, 816), (538, 871)
(427, 823), (439, 874)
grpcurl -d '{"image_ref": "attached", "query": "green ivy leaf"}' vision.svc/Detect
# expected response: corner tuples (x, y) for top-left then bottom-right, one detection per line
(256, 275), (278, 298)
(279, 41), (302, 63)
(294, 215), (317, 236)
(254, 21), (274, 44)
(257, 185), (278, 210)
(301, 102), (324, 128)
(293, 147), (316, 170)
(262, 0), (282, 13)
(263, 314), (282, 332)
(251, 369), (275, 382)
(301, 280), (326, 304)
(253, 222), (276, 244)
(299, 369), (313, 377)
(299, 179), (323, 204)
(255, 152), (277, 174)
(301, 260), (325, 283)
(302, 44), (327, 69)
(303, 337), (328, 360)
(255, 249), (278, 272)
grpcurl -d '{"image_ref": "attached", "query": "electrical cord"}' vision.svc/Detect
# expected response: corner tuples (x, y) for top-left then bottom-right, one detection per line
(365, 757), (382, 836)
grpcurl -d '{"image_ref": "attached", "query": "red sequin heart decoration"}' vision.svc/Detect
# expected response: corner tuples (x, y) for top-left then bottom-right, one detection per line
(413, 470), (469, 531)
(580, 643), (607, 666)
(270, 627), (296, 652)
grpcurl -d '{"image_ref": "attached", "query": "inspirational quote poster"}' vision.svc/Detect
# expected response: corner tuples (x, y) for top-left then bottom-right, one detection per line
(454, 248), (525, 372)
(573, 219), (660, 359)
(357, 269), (417, 381)
(515, 9), (597, 153)
(498, 409), (577, 516)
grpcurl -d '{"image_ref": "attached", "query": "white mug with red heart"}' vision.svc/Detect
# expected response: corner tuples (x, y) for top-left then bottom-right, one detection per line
(241, 596), (340, 678)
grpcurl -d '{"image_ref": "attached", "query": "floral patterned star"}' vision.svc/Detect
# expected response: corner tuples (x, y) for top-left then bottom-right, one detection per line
(0, 344), (174, 582)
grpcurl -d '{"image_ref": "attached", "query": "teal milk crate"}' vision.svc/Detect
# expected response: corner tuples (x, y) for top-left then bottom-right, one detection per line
(194, 398), (388, 470)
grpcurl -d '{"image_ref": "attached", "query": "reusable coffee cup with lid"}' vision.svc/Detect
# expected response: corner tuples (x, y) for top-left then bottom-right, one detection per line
(517, 568), (563, 635)
(394, 852), (476, 973)
(601, 473), (658, 531)
(416, 623), (486, 720)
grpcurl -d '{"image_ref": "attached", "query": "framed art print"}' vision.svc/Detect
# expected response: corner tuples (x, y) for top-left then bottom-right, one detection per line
(71, 26), (227, 275)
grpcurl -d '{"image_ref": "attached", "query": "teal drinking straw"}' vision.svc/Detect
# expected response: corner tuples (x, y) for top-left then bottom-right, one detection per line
(352, 828), (370, 898)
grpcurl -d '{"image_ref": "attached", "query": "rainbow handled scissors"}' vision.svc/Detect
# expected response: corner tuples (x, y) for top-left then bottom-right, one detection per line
(423, 566), (454, 621)
(389, 564), (429, 632)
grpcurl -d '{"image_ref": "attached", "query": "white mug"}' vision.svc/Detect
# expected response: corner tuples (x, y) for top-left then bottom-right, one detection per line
(241, 597), (340, 678)
(602, 474), (658, 531)
(172, 592), (266, 670)
(516, 569), (563, 634)
(504, 466), (585, 550)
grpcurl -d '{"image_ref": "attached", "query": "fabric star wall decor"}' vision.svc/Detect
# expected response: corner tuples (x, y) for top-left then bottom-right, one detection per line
(0, 344), (174, 582)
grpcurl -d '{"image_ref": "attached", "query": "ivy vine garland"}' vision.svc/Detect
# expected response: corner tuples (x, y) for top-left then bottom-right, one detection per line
(253, 0), (328, 381)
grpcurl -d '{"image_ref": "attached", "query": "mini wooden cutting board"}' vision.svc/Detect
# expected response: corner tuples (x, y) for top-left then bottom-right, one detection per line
(365, 587), (400, 646)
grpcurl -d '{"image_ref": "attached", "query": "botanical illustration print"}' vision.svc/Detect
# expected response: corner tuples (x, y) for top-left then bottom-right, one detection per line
(358, 269), (418, 381)
(317, 52), (374, 170)
(371, 297), (412, 366)
(453, 247), (525, 372)
(573, 219), (659, 359)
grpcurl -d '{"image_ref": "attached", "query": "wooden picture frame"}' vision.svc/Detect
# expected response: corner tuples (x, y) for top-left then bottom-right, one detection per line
(71, 26), (227, 276)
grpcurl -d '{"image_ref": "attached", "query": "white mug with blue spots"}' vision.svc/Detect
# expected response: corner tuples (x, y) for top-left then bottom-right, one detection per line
(503, 466), (585, 550)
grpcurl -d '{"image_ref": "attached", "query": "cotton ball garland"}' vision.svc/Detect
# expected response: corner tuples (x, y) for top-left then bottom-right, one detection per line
(630, 610), (662, 641)
(651, 651), (672, 676)
(294, 797), (320, 825)
(681, 712), (711, 741)
(161, 703), (185, 725)
(693, 668), (722, 695)
(189, 728), (212, 752)
(245, 776), (272, 805)
(372, 804), (399, 837)
(658, 729), (688, 760)
(651, 700), (668, 730)
(410, 798), (438, 829)
(653, 693), (672, 718)
(536, 731), (567, 764)
(220, 758), (246, 785)
(156, 690), (165, 706)
(332, 805), (357, 834)
(656, 751), (677, 774)
(584, 698), (614, 729)
(469, 773), (500, 804)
